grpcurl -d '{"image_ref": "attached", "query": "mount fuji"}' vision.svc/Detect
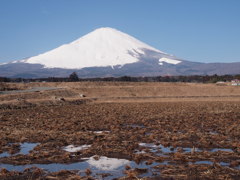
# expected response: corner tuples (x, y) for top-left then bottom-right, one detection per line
(0, 27), (239, 78)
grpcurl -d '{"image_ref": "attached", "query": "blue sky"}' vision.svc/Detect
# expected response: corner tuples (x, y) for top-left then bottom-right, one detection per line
(0, 0), (240, 63)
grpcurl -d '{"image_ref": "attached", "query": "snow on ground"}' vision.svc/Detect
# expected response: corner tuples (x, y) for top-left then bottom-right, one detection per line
(92, 131), (110, 134)
(87, 156), (130, 171)
(139, 143), (159, 148)
(63, 145), (91, 152)
(159, 57), (181, 65)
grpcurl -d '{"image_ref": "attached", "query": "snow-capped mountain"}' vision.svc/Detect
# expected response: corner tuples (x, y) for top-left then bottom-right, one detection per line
(19, 27), (181, 69)
(0, 27), (239, 78)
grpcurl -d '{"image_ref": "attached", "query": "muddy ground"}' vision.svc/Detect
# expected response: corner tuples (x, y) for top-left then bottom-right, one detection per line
(0, 82), (240, 179)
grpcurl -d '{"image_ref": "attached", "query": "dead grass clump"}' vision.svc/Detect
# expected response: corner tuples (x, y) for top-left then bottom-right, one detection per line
(85, 168), (92, 176)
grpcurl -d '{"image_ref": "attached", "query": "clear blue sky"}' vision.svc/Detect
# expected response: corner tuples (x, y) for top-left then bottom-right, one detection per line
(0, 0), (240, 63)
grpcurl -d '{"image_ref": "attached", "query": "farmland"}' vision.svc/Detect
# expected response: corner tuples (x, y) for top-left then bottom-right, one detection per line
(0, 82), (240, 179)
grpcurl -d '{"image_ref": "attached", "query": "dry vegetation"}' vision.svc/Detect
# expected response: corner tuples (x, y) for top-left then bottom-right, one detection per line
(0, 82), (240, 179)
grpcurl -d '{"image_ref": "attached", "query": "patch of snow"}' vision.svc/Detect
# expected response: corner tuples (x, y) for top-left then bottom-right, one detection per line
(22, 27), (170, 69)
(139, 143), (158, 148)
(87, 156), (130, 171)
(159, 57), (181, 65)
(63, 145), (91, 152)
(1, 59), (26, 65)
(95, 131), (103, 134)
(118, 65), (124, 69)
(19, 59), (27, 63)
(93, 131), (110, 134)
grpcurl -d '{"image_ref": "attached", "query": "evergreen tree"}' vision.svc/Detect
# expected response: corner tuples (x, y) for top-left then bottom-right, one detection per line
(69, 72), (79, 81)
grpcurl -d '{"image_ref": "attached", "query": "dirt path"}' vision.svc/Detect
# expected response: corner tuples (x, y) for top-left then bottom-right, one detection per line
(0, 87), (61, 95)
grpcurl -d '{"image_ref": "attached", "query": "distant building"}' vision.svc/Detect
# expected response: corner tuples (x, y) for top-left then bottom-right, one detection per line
(231, 79), (240, 86)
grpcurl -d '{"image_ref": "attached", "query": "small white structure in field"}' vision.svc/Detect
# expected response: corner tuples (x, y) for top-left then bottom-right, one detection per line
(216, 81), (226, 86)
(231, 79), (240, 86)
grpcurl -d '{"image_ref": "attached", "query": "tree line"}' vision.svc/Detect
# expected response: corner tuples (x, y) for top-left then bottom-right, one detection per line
(0, 72), (239, 83)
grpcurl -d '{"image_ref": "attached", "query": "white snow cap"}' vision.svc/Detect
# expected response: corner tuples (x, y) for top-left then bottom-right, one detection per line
(22, 27), (173, 69)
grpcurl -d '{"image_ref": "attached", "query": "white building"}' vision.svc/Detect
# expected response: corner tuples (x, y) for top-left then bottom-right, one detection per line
(231, 79), (240, 86)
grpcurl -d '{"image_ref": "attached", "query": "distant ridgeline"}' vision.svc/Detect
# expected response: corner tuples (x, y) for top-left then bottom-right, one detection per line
(0, 73), (240, 83)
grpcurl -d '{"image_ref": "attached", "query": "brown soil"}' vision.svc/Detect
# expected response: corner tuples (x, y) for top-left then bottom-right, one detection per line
(0, 82), (240, 179)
